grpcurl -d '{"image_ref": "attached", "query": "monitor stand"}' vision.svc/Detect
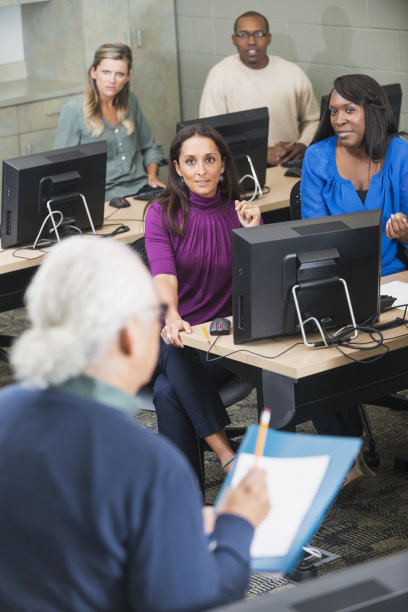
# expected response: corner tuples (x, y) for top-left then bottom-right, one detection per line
(239, 154), (263, 201)
(292, 276), (358, 348)
(33, 192), (96, 249)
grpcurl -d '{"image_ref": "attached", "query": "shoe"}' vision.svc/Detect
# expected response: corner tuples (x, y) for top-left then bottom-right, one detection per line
(342, 450), (376, 490)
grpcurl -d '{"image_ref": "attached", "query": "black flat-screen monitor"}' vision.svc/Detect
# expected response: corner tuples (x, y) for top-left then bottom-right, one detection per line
(320, 83), (402, 128)
(177, 107), (269, 191)
(1, 141), (107, 248)
(232, 210), (381, 344)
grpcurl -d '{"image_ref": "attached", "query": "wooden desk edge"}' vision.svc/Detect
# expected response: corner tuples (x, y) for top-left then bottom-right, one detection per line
(181, 277), (408, 379)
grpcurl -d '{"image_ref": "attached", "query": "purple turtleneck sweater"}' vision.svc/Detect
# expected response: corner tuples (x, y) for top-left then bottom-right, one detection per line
(145, 190), (242, 326)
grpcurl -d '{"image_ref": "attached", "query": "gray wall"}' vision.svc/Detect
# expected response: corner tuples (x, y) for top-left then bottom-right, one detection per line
(175, 0), (408, 131)
(19, 0), (180, 163)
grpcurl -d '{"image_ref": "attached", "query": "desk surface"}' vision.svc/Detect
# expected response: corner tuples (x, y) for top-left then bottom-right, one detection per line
(181, 272), (408, 380)
(255, 165), (298, 213)
(0, 201), (145, 275)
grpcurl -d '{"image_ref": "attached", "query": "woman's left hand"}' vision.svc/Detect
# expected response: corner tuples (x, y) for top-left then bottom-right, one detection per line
(235, 200), (261, 228)
(147, 175), (166, 189)
(385, 213), (408, 240)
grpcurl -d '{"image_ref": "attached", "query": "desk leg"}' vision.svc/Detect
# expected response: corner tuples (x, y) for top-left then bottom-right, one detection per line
(262, 370), (296, 429)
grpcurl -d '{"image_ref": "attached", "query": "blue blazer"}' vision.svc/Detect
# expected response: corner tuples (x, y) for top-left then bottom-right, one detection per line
(301, 135), (408, 276)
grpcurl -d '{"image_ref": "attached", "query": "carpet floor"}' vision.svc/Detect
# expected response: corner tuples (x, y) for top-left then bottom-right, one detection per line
(137, 392), (408, 599)
(1, 308), (408, 600)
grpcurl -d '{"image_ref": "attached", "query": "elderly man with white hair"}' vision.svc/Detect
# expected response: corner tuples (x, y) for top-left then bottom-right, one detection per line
(0, 236), (269, 612)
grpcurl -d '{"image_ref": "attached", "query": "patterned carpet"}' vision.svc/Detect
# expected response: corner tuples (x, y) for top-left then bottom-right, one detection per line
(1, 308), (408, 600)
(138, 394), (408, 599)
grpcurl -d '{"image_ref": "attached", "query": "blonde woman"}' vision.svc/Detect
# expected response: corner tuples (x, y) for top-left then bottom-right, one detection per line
(54, 43), (165, 200)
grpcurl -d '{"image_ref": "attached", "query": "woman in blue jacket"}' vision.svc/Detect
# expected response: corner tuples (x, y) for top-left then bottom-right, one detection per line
(301, 73), (408, 277)
(301, 74), (408, 486)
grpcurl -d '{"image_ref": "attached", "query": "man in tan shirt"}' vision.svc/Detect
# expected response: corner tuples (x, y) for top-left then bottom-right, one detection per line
(199, 11), (320, 166)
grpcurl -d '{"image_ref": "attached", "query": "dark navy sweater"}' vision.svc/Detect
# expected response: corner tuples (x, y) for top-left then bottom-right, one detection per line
(0, 384), (253, 612)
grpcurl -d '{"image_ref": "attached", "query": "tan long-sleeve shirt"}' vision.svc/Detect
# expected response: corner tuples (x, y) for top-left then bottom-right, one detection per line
(199, 55), (320, 147)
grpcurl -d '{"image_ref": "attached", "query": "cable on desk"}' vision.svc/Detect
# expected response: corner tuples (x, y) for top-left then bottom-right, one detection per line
(104, 209), (119, 220)
(97, 224), (130, 238)
(11, 242), (55, 260)
(205, 335), (304, 362)
(8, 225), (130, 259)
(204, 317), (401, 365)
(332, 341), (390, 364)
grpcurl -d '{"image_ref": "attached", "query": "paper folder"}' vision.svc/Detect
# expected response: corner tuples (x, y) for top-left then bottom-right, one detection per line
(216, 425), (361, 575)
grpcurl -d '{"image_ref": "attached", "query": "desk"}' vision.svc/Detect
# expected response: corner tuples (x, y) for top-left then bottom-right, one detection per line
(254, 166), (299, 214)
(181, 272), (408, 429)
(0, 201), (145, 311)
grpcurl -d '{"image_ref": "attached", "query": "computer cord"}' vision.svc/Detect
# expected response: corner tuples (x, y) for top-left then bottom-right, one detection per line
(32, 210), (64, 249)
(204, 303), (408, 365)
(205, 334), (304, 362)
(10, 223), (130, 260)
(11, 243), (53, 260)
(96, 224), (130, 238)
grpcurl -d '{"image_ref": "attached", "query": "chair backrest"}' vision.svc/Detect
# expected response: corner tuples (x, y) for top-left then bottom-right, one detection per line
(131, 236), (150, 269)
(289, 180), (302, 221)
(320, 83), (402, 129)
(382, 83), (402, 129)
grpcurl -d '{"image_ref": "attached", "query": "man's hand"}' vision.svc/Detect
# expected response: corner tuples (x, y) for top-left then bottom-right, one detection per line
(267, 142), (306, 166)
(218, 468), (270, 528)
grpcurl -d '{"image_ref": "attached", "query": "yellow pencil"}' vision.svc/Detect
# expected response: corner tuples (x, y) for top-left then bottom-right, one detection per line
(202, 325), (211, 344)
(254, 408), (271, 467)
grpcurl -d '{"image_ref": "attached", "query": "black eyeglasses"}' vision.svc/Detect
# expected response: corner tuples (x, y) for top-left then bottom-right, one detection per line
(235, 32), (268, 39)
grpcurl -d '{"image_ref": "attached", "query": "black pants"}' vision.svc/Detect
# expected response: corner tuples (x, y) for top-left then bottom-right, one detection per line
(152, 339), (232, 478)
(313, 406), (363, 437)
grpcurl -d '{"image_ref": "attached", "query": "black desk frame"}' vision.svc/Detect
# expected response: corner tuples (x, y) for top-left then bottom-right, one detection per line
(214, 343), (408, 430)
(0, 266), (38, 358)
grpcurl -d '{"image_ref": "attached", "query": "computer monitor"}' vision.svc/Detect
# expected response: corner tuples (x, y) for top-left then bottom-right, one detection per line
(1, 141), (107, 248)
(232, 210), (381, 344)
(176, 107), (269, 191)
(320, 83), (402, 128)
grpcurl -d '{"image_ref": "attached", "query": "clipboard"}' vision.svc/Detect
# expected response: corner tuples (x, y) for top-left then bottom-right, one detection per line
(215, 425), (361, 575)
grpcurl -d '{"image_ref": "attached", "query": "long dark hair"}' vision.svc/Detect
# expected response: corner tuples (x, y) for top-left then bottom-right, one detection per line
(313, 74), (401, 161)
(146, 124), (241, 237)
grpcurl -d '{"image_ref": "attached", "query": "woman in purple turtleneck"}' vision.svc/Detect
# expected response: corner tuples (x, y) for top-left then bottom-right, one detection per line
(145, 124), (261, 482)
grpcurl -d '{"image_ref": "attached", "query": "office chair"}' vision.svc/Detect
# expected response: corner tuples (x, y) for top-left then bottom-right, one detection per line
(131, 236), (258, 489)
(0, 335), (13, 362)
(289, 181), (379, 466)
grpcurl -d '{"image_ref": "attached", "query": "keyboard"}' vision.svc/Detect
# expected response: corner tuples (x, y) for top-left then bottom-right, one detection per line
(133, 184), (165, 201)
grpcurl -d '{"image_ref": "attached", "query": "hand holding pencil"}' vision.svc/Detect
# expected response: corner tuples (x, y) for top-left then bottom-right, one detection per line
(218, 408), (272, 528)
(254, 408), (271, 467)
(218, 469), (270, 528)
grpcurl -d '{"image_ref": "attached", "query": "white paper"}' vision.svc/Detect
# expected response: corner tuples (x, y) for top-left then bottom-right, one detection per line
(381, 281), (408, 310)
(230, 453), (330, 558)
